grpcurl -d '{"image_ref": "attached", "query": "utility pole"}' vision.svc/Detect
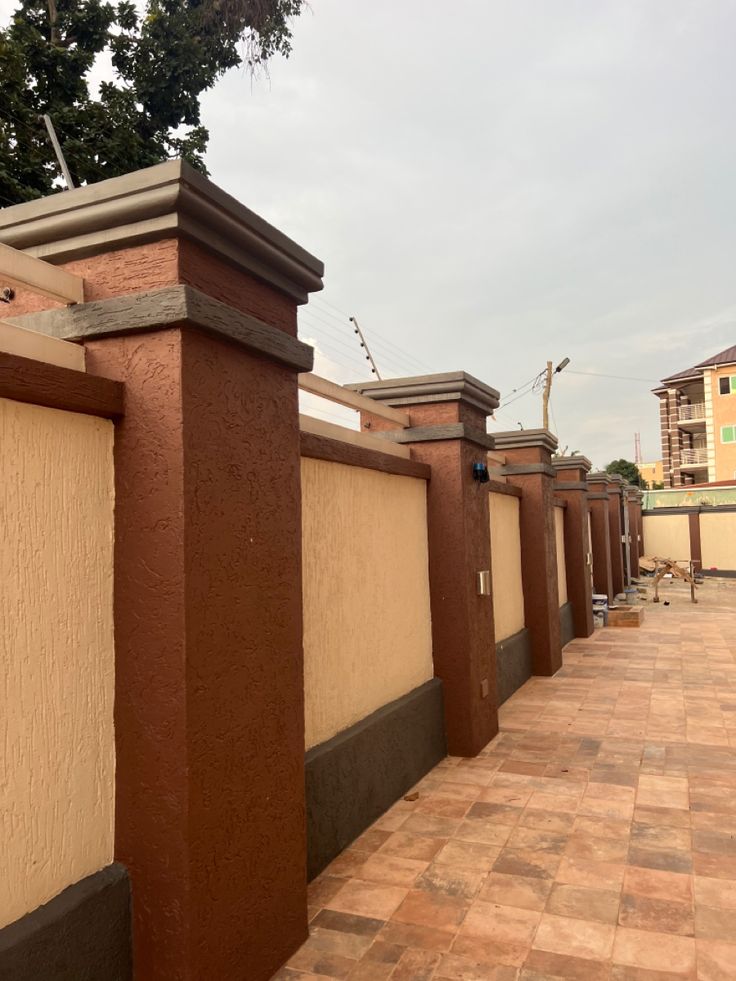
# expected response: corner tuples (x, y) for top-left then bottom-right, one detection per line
(542, 360), (553, 430)
(542, 357), (570, 430)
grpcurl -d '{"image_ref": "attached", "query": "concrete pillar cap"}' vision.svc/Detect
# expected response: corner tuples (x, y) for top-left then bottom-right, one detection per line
(493, 428), (558, 453)
(347, 371), (500, 415)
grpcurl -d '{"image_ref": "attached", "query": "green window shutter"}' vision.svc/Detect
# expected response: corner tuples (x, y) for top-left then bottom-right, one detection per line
(722, 425), (734, 443)
(730, 376), (736, 393)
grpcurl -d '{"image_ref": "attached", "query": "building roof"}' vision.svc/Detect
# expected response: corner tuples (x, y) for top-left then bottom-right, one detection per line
(660, 344), (736, 386)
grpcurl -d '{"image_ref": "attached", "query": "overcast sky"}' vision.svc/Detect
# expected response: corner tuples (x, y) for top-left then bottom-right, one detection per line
(5, 0), (736, 465)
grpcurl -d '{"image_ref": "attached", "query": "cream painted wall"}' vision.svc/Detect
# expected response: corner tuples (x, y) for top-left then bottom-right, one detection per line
(301, 458), (433, 750)
(0, 397), (115, 929)
(555, 507), (568, 606)
(700, 512), (736, 571)
(642, 513), (691, 561)
(489, 493), (525, 641)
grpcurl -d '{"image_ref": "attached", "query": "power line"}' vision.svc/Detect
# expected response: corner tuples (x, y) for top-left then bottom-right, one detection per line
(566, 369), (660, 383)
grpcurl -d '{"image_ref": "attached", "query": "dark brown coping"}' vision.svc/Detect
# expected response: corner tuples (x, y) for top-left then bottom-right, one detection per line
(487, 479), (522, 498)
(553, 496), (568, 508)
(300, 432), (431, 480)
(0, 351), (124, 418)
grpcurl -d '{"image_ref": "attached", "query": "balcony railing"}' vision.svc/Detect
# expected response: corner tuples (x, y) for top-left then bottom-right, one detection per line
(678, 403), (706, 421)
(681, 448), (707, 466)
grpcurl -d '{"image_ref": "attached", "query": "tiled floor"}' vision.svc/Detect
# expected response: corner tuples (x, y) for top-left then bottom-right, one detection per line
(276, 603), (736, 979)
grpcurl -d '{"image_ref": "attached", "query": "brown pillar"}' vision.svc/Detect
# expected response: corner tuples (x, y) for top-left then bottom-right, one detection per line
(587, 473), (614, 601)
(1, 162), (324, 981)
(553, 456), (594, 638)
(689, 510), (703, 572)
(350, 372), (500, 758)
(626, 488), (641, 578)
(607, 476), (626, 597)
(494, 429), (562, 677)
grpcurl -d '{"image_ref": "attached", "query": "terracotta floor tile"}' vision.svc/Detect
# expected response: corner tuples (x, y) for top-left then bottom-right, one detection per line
(275, 607), (736, 979)
(523, 948), (611, 980)
(693, 875), (736, 909)
(566, 832), (630, 864)
(618, 893), (694, 936)
(693, 905), (736, 940)
(533, 912), (616, 960)
(377, 920), (455, 952)
(493, 847), (561, 881)
(388, 947), (441, 980)
(479, 872), (553, 912)
(454, 819), (514, 847)
(377, 832), (446, 863)
(518, 809), (577, 834)
(415, 863), (487, 900)
(546, 883), (621, 924)
(696, 938), (736, 980)
(450, 932), (529, 967)
(355, 854), (428, 888)
(623, 867), (693, 904)
(556, 856), (626, 890)
(612, 927), (696, 973)
(391, 887), (469, 932)
(460, 900), (542, 944)
(327, 880), (409, 920)
(434, 839), (502, 871)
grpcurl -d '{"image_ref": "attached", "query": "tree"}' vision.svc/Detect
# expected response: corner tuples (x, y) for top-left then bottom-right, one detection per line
(0, 0), (305, 204)
(605, 458), (643, 487)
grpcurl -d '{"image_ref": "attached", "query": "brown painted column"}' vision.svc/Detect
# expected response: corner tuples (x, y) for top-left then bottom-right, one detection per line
(350, 373), (500, 758)
(553, 456), (594, 638)
(607, 476), (626, 597)
(1, 162), (324, 981)
(587, 473), (614, 601)
(689, 510), (703, 572)
(494, 430), (562, 677)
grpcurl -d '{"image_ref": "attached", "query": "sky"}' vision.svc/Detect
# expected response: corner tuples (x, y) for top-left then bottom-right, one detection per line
(4, 0), (736, 466)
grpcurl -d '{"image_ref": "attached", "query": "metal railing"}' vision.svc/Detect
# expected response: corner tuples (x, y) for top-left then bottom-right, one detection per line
(678, 403), (706, 421)
(680, 447), (707, 466)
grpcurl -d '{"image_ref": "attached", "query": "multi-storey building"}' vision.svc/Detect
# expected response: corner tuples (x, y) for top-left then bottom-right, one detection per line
(654, 344), (736, 487)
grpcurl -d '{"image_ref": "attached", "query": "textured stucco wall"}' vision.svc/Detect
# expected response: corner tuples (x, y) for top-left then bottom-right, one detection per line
(302, 458), (433, 749)
(0, 397), (114, 929)
(711, 366), (736, 481)
(700, 512), (736, 571)
(555, 506), (568, 606)
(489, 493), (525, 641)
(642, 513), (691, 562)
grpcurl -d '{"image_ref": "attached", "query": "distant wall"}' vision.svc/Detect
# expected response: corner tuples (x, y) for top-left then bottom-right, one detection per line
(700, 511), (736, 571)
(642, 513), (691, 561)
(301, 457), (433, 750)
(555, 506), (568, 606)
(489, 492), (525, 641)
(0, 397), (115, 930)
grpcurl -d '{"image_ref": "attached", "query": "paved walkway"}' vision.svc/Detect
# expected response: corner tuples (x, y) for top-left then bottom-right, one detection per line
(277, 603), (736, 980)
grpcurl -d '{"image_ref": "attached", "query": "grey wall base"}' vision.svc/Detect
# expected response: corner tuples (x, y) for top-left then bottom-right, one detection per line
(0, 864), (131, 981)
(559, 601), (575, 648)
(496, 628), (532, 705)
(306, 678), (446, 880)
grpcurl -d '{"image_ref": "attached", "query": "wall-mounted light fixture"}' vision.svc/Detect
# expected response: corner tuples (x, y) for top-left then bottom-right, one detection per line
(472, 462), (490, 483)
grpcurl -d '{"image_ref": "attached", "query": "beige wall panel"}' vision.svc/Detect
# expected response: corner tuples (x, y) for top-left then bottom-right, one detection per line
(489, 493), (525, 641)
(302, 458), (433, 750)
(700, 511), (736, 571)
(555, 507), (568, 606)
(0, 397), (115, 928)
(642, 513), (691, 562)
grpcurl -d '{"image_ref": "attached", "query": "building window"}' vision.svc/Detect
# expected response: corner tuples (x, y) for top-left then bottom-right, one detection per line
(721, 425), (736, 443)
(719, 376), (736, 395)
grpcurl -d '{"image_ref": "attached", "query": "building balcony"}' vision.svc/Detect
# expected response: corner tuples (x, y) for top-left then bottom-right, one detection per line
(680, 447), (708, 467)
(678, 403), (706, 421)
